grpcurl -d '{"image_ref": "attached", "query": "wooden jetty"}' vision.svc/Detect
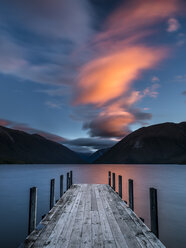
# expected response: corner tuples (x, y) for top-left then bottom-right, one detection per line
(23, 184), (165, 248)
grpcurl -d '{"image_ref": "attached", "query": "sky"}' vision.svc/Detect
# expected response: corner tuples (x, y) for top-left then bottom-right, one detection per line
(0, 0), (186, 153)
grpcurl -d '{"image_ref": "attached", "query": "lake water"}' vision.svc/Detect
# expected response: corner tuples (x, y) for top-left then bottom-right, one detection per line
(0, 164), (186, 248)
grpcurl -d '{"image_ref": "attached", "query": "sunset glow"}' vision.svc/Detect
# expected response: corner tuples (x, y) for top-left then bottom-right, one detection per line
(0, 0), (185, 151)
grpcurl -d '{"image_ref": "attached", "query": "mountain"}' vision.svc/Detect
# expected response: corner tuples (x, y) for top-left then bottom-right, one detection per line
(88, 148), (110, 163)
(95, 122), (186, 164)
(76, 152), (92, 162)
(0, 126), (84, 164)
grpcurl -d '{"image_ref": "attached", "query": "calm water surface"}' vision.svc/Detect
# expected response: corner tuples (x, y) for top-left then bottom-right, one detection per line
(0, 164), (186, 248)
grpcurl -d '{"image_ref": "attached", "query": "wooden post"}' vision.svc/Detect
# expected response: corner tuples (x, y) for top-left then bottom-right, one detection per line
(50, 179), (55, 210)
(28, 187), (37, 235)
(42, 214), (46, 219)
(112, 173), (115, 191)
(118, 175), (122, 198)
(70, 170), (73, 186)
(129, 179), (134, 211)
(150, 188), (159, 238)
(108, 171), (111, 186)
(60, 175), (63, 198)
(67, 172), (69, 191)
(140, 217), (145, 223)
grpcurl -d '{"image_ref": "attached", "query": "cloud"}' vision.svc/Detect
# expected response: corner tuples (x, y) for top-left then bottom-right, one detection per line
(83, 114), (132, 138)
(0, 118), (116, 153)
(0, 119), (66, 143)
(167, 18), (180, 32)
(177, 40), (185, 46)
(74, 0), (181, 138)
(176, 33), (186, 46)
(75, 46), (165, 106)
(82, 105), (153, 138)
(143, 107), (150, 111)
(63, 137), (116, 151)
(45, 101), (62, 109)
(0, 119), (13, 126)
(131, 109), (152, 121)
(0, 0), (94, 86)
(143, 83), (160, 98)
(0, 0), (93, 44)
(0, 0), (184, 141)
(151, 76), (160, 82)
(175, 75), (186, 82)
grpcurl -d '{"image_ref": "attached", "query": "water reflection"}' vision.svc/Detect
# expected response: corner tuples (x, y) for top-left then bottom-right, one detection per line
(0, 164), (186, 248)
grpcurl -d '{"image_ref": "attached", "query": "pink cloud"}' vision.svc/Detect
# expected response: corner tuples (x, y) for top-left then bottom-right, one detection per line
(151, 76), (160, 82)
(167, 18), (180, 32)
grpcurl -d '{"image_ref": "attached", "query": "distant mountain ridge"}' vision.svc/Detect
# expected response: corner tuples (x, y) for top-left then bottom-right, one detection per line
(96, 122), (186, 164)
(0, 125), (84, 164)
(88, 148), (110, 163)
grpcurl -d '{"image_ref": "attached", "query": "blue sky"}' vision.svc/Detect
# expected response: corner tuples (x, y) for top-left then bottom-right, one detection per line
(0, 0), (186, 153)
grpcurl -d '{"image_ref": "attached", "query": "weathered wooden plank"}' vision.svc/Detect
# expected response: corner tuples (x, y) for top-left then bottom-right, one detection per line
(94, 186), (116, 247)
(98, 185), (129, 248)
(80, 184), (92, 248)
(24, 185), (80, 248)
(106, 185), (154, 248)
(123, 200), (164, 248)
(105, 185), (165, 248)
(104, 185), (146, 248)
(91, 210), (104, 248)
(67, 184), (88, 248)
(23, 184), (165, 248)
(54, 186), (83, 248)
(91, 185), (98, 211)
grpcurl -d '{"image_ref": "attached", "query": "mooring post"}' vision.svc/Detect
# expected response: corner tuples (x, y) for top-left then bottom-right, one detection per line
(129, 179), (134, 211)
(112, 173), (115, 191)
(70, 170), (73, 186)
(50, 179), (55, 210)
(108, 171), (111, 186)
(140, 217), (145, 223)
(60, 175), (64, 198)
(118, 175), (122, 198)
(67, 172), (70, 191)
(28, 187), (37, 235)
(150, 188), (159, 238)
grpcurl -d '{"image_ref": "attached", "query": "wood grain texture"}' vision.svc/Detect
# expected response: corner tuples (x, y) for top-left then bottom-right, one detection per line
(22, 184), (165, 248)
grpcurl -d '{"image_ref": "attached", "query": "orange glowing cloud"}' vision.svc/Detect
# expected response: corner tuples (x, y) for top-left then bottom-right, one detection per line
(76, 46), (166, 105)
(74, 0), (182, 138)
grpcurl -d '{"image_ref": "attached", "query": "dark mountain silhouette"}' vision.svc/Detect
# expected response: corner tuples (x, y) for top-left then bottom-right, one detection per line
(0, 126), (84, 164)
(76, 152), (92, 162)
(88, 148), (110, 163)
(96, 122), (186, 164)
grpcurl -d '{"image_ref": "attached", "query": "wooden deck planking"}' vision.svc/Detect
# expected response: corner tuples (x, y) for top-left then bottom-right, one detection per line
(103, 185), (153, 248)
(23, 184), (165, 248)
(68, 184), (88, 248)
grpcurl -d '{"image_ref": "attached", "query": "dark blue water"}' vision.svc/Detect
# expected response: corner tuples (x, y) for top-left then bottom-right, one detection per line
(0, 164), (186, 248)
